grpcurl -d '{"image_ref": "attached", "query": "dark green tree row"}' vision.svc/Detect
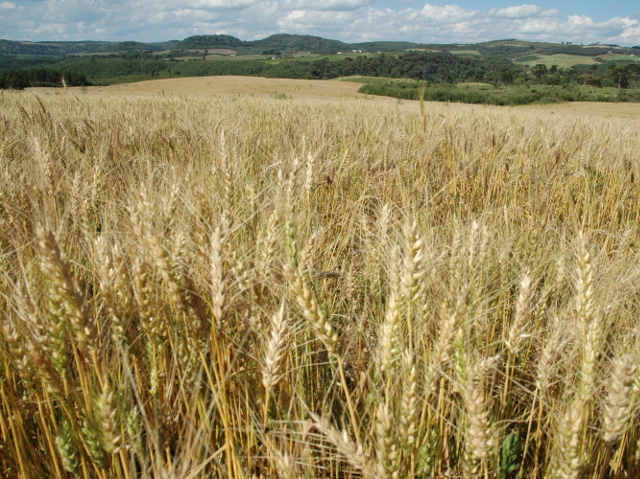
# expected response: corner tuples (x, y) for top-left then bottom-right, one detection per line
(358, 79), (640, 105)
(51, 56), (171, 79)
(316, 53), (514, 81)
(40, 51), (517, 83)
(0, 56), (60, 71)
(0, 68), (91, 89)
(538, 62), (640, 89)
(2, 52), (639, 100)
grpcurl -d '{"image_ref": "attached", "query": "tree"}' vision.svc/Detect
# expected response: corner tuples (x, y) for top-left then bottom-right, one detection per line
(617, 71), (629, 89)
(501, 70), (514, 84)
(532, 64), (547, 80)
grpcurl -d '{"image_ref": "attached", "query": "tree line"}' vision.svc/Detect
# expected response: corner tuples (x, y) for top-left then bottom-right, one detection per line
(0, 68), (90, 89)
(1, 51), (639, 99)
(4, 52), (517, 84)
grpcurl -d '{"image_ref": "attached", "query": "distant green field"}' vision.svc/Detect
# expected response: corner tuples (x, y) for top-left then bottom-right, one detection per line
(70, 52), (128, 57)
(601, 54), (640, 62)
(514, 54), (597, 68)
(203, 54), (265, 61)
(265, 52), (377, 63)
(450, 50), (482, 56)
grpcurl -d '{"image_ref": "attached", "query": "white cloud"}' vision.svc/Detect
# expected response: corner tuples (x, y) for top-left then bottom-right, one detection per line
(518, 18), (560, 34)
(619, 23), (640, 42)
(183, 0), (258, 10)
(541, 8), (560, 17)
(491, 4), (538, 18)
(277, 8), (353, 31)
(286, 9), (306, 20)
(567, 14), (593, 26)
(284, 0), (374, 11)
(0, 1), (639, 46)
(421, 3), (476, 23)
(490, 4), (542, 18)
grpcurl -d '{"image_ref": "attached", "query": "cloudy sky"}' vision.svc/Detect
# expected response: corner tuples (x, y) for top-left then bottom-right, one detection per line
(1, 0), (639, 46)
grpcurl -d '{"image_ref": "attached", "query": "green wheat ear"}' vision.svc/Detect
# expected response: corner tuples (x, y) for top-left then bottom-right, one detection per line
(55, 418), (79, 475)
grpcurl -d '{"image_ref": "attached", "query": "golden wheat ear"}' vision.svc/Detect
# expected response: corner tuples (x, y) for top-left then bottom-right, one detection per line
(2, 87), (640, 478)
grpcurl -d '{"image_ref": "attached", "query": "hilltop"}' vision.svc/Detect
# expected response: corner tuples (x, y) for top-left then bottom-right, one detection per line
(2, 34), (639, 105)
(1, 34), (639, 58)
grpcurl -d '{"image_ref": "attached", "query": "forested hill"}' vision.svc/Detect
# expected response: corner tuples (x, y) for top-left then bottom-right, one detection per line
(2, 33), (640, 105)
(0, 51), (516, 88)
(0, 39), (178, 56)
(173, 34), (348, 54)
(2, 34), (639, 57)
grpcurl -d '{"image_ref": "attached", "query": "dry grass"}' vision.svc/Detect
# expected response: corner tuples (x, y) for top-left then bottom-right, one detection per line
(1, 84), (640, 478)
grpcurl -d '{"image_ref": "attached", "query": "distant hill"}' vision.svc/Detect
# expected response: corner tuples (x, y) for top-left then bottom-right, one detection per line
(0, 34), (638, 58)
(145, 40), (180, 51)
(104, 41), (156, 53)
(2, 32), (639, 103)
(247, 34), (347, 53)
(0, 39), (178, 56)
(0, 39), (112, 56)
(174, 35), (243, 50)
(174, 34), (348, 54)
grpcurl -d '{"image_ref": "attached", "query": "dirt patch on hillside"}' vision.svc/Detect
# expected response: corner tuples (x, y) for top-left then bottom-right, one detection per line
(52, 76), (368, 100)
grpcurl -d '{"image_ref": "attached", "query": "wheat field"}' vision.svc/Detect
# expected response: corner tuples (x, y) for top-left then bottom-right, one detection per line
(1, 85), (640, 478)
(27, 76), (369, 100)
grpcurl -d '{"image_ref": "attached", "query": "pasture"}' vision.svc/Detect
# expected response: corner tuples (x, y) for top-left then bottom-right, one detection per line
(599, 53), (640, 62)
(1, 77), (640, 478)
(514, 53), (598, 68)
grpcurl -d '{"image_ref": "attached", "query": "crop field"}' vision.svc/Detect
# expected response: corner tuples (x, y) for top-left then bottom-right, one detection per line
(203, 54), (264, 61)
(51, 76), (369, 100)
(514, 54), (597, 68)
(450, 50), (482, 56)
(265, 53), (378, 64)
(1, 79), (640, 478)
(600, 54), (640, 62)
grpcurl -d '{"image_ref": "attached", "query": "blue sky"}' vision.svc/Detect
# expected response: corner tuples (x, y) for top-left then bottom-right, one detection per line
(1, 1), (639, 46)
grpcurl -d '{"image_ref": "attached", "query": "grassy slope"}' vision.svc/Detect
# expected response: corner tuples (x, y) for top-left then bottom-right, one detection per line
(450, 50), (482, 56)
(602, 54), (640, 62)
(514, 53), (598, 68)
